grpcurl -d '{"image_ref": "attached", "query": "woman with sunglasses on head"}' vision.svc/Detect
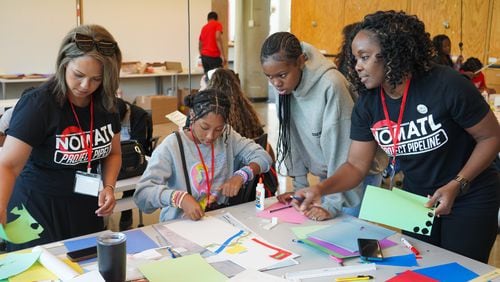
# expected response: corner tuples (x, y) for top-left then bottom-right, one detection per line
(0, 25), (122, 250)
(295, 11), (500, 262)
(260, 32), (386, 221)
(134, 89), (272, 222)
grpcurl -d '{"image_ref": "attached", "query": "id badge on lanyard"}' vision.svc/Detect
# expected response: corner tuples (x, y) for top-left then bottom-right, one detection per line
(74, 171), (101, 197)
(70, 96), (100, 196)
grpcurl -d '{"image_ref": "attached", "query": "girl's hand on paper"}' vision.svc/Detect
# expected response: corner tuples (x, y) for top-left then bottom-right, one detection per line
(181, 195), (204, 220)
(216, 175), (243, 198)
(303, 206), (332, 221)
(277, 192), (294, 204)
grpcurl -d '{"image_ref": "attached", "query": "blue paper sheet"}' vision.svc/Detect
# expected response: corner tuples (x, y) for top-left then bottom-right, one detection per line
(413, 262), (478, 282)
(64, 229), (158, 264)
(308, 217), (395, 252)
(373, 254), (419, 267)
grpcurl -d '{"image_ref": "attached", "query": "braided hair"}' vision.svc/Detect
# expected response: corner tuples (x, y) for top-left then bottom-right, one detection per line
(207, 68), (264, 139)
(260, 32), (303, 171)
(345, 11), (434, 94)
(184, 88), (231, 141)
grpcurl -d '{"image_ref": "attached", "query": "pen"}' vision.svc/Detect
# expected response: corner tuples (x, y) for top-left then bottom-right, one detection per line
(165, 246), (178, 258)
(401, 237), (420, 255)
(335, 275), (373, 281)
(329, 255), (344, 266)
(269, 205), (293, 213)
(290, 195), (304, 203)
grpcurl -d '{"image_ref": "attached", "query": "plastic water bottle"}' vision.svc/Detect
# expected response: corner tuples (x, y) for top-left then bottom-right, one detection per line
(255, 177), (265, 211)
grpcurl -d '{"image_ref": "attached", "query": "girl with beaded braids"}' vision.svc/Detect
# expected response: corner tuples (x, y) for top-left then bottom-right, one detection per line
(134, 89), (272, 222)
(260, 31), (385, 221)
(296, 10), (500, 262)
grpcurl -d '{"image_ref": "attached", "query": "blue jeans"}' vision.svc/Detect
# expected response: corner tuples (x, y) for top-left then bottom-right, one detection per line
(342, 174), (383, 217)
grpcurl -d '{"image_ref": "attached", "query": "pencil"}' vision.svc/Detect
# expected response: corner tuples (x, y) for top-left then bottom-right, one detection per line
(269, 205), (293, 213)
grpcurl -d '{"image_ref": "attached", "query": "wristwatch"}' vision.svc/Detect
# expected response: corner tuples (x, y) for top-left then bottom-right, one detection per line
(453, 175), (470, 195)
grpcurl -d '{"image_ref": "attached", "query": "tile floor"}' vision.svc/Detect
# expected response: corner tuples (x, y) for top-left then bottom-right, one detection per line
(108, 101), (500, 268)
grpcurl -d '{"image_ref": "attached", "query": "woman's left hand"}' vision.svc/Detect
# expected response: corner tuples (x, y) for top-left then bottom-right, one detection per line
(96, 186), (116, 216)
(217, 175), (244, 198)
(425, 181), (460, 217)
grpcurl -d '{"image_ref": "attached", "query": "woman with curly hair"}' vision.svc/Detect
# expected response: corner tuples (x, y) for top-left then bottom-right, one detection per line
(295, 10), (500, 262)
(134, 89), (272, 222)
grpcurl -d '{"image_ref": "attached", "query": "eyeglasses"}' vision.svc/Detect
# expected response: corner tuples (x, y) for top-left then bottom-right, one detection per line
(73, 33), (117, 56)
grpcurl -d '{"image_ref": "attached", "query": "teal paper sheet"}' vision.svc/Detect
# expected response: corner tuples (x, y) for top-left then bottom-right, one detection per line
(359, 186), (435, 235)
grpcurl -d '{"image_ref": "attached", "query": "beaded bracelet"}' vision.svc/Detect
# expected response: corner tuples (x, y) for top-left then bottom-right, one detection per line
(178, 192), (188, 209)
(240, 166), (254, 181)
(233, 169), (248, 183)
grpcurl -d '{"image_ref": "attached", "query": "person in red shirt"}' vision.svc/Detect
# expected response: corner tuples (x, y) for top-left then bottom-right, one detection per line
(460, 57), (496, 95)
(198, 11), (226, 76)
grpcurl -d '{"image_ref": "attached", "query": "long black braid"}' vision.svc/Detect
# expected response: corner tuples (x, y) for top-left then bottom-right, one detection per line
(260, 32), (302, 172)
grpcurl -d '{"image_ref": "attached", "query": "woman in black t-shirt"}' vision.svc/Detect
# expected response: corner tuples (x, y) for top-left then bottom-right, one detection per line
(294, 11), (500, 263)
(0, 25), (123, 250)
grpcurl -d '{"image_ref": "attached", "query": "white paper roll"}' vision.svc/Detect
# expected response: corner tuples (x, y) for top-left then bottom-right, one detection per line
(32, 246), (79, 281)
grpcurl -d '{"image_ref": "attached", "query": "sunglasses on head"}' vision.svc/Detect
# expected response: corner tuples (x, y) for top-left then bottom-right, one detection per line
(73, 33), (117, 56)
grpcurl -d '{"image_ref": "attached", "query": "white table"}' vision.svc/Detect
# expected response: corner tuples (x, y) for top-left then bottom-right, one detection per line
(48, 200), (496, 281)
(0, 98), (18, 114)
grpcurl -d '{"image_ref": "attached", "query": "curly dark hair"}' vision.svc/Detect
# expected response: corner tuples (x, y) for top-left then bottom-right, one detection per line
(207, 68), (264, 139)
(345, 10), (434, 93)
(461, 57), (483, 72)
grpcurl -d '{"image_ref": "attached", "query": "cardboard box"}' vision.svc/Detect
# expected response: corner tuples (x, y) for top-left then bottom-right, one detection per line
(134, 95), (178, 125)
(177, 88), (199, 115)
(153, 123), (180, 145)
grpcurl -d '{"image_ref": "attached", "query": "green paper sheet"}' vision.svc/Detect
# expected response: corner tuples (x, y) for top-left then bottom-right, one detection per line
(0, 205), (44, 244)
(290, 225), (328, 240)
(0, 252), (40, 280)
(359, 186), (435, 235)
(138, 253), (226, 282)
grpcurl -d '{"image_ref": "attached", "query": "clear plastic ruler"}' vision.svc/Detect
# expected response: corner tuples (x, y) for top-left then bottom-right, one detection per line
(284, 263), (376, 281)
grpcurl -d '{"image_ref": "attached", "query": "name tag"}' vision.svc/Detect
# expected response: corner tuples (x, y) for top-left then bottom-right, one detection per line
(74, 171), (101, 197)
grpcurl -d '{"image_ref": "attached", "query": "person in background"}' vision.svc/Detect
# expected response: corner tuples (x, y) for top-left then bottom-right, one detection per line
(0, 24), (122, 251)
(0, 108), (13, 146)
(116, 97), (152, 231)
(432, 34), (463, 70)
(260, 32), (384, 221)
(199, 11), (226, 76)
(295, 11), (500, 263)
(134, 89), (272, 222)
(207, 68), (265, 140)
(460, 57), (496, 95)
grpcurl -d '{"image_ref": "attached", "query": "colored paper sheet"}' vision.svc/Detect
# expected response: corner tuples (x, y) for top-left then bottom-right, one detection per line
(359, 186), (435, 235)
(0, 252), (40, 280)
(373, 253), (419, 267)
(387, 270), (439, 282)
(413, 262), (479, 282)
(257, 202), (308, 224)
(6, 255), (82, 282)
(138, 253), (226, 282)
(291, 225), (328, 239)
(0, 205), (44, 244)
(307, 237), (397, 257)
(64, 229), (158, 264)
(308, 217), (395, 252)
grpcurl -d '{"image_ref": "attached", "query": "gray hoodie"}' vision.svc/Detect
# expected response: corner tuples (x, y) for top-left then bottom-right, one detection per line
(273, 42), (364, 217)
(133, 129), (272, 222)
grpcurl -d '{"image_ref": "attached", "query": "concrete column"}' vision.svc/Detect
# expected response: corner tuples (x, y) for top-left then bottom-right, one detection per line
(234, 0), (270, 101)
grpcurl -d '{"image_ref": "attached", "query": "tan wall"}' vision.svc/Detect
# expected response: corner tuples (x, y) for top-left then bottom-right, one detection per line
(290, 0), (498, 68)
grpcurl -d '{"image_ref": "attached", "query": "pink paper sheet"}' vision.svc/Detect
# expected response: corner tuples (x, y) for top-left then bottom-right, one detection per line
(257, 202), (308, 224)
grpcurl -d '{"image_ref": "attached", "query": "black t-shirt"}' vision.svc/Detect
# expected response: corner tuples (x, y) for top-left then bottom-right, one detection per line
(8, 82), (120, 196)
(351, 65), (497, 199)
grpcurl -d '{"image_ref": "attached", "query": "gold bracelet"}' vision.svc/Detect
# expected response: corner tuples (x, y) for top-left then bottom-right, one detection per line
(104, 184), (115, 190)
